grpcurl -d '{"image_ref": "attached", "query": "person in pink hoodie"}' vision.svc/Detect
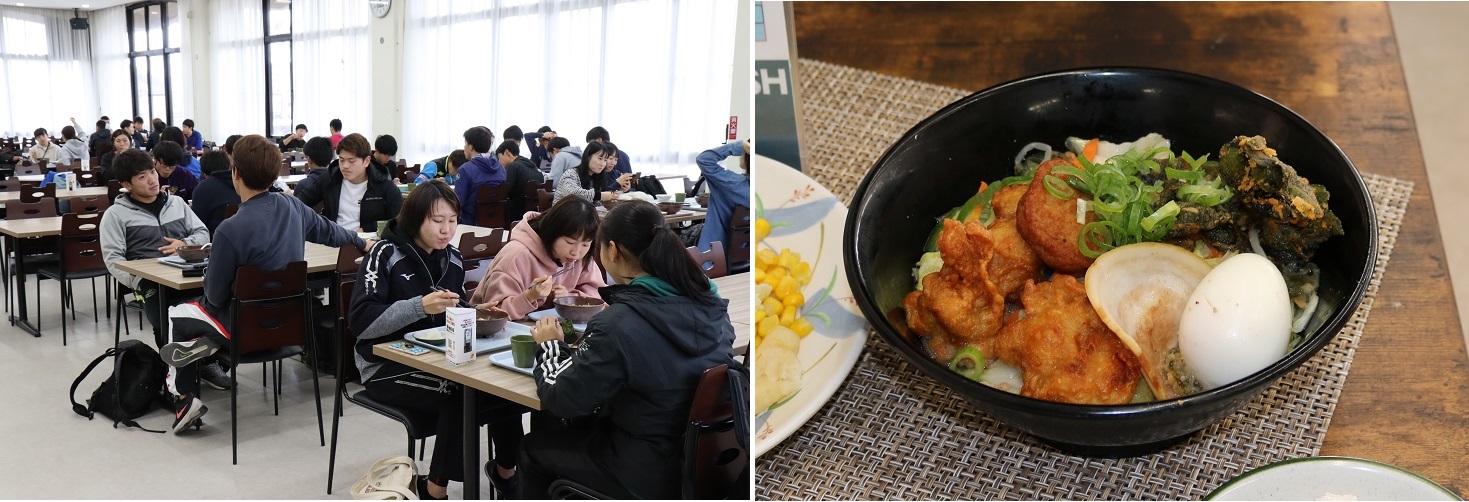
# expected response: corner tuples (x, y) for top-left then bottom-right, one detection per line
(472, 197), (606, 319)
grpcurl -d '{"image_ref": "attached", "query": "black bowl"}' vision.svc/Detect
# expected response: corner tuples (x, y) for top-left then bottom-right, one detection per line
(844, 67), (1377, 457)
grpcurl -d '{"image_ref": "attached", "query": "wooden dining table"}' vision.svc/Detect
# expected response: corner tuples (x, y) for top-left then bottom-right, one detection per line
(787, 1), (1467, 497)
(372, 271), (751, 499)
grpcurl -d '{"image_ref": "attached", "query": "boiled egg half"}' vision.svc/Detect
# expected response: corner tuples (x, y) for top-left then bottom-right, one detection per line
(1177, 253), (1293, 390)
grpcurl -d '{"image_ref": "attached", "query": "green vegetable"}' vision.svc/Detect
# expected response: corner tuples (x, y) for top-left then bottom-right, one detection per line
(948, 346), (987, 381)
(913, 251), (944, 291)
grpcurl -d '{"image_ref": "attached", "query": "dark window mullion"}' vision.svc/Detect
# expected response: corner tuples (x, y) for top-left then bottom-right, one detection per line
(127, 6), (139, 119)
(163, 2), (172, 122)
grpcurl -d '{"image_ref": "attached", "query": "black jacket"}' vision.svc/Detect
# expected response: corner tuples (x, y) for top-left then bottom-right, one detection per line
(88, 130), (110, 158)
(532, 284), (736, 499)
(293, 157), (403, 231)
(349, 220), (466, 383)
(505, 155), (543, 224)
(191, 173), (241, 234)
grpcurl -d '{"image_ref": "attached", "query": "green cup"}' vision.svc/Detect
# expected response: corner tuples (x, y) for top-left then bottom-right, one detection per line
(377, 220), (389, 237)
(673, 192), (686, 203)
(510, 334), (537, 368)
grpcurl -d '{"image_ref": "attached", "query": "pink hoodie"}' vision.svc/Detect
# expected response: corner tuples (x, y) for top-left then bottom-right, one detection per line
(470, 212), (606, 319)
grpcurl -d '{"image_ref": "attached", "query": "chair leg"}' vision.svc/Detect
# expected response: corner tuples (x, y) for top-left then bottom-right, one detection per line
(69, 282), (76, 320)
(114, 297), (123, 347)
(327, 351), (349, 495)
(307, 301), (325, 446)
(273, 361), (281, 416)
(105, 280), (111, 319)
(232, 364), (239, 465)
(91, 278), (98, 324)
(419, 439), (426, 461)
(59, 280), (67, 346)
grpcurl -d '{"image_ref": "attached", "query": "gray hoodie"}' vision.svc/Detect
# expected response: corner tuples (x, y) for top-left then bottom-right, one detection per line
(100, 193), (211, 289)
(547, 145), (583, 188)
(59, 138), (89, 165)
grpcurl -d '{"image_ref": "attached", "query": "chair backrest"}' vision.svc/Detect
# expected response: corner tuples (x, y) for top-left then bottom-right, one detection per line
(0, 178), (20, 192)
(727, 206), (750, 265)
(107, 180), (124, 201)
(224, 203), (239, 220)
(19, 183), (55, 203)
(231, 261), (311, 355)
(336, 278), (362, 384)
(17, 164), (42, 175)
(730, 205), (751, 229)
(683, 177), (696, 196)
(459, 228), (507, 262)
(88, 156), (100, 168)
(57, 213), (106, 274)
(687, 241), (728, 279)
(75, 170), (101, 187)
(336, 241), (366, 276)
(9, 198), (58, 219)
(279, 159), (292, 176)
(535, 188), (553, 212)
(682, 364), (745, 500)
(475, 183), (512, 229)
(69, 195), (110, 215)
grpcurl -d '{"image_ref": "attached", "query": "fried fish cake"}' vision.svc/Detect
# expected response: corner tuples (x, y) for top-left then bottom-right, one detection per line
(903, 218), (1006, 362)
(993, 274), (1142, 405)
(1016, 158), (1098, 275)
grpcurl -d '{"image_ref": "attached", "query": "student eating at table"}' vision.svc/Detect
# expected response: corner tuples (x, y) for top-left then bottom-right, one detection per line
(292, 136), (336, 194)
(470, 197), (605, 320)
(348, 181), (528, 499)
(413, 149), (466, 186)
(496, 139), (546, 224)
(552, 141), (632, 207)
(159, 127), (203, 177)
(453, 126), (507, 226)
(96, 129), (132, 184)
(28, 128), (62, 163)
(158, 134), (371, 434)
(293, 132), (403, 232)
(99, 150), (212, 348)
(520, 200), (738, 499)
(190, 150), (241, 233)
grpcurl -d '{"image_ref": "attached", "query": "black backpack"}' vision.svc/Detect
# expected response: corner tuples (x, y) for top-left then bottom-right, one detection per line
(69, 340), (170, 433)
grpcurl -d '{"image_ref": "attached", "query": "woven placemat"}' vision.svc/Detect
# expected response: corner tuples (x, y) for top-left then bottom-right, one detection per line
(754, 59), (1415, 500)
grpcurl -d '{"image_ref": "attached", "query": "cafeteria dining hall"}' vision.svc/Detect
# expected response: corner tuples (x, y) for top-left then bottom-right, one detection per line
(0, 0), (753, 499)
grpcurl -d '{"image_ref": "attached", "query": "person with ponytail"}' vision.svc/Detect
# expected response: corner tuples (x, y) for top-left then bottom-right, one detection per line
(518, 200), (737, 499)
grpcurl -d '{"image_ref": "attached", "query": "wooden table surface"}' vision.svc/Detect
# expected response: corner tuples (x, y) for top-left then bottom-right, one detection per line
(0, 186), (109, 204)
(0, 216), (64, 239)
(795, 1), (1467, 495)
(373, 271), (755, 411)
(111, 224), (506, 290)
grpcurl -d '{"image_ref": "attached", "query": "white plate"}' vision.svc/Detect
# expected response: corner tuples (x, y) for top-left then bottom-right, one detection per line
(488, 350), (536, 377)
(753, 155), (869, 458)
(1207, 456), (1460, 501)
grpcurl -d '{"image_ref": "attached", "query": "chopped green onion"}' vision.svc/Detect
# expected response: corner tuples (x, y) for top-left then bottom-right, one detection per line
(948, 346), (986, 381)
(1043, 174), (1075, 200)
(1166, 167), (1204, 182)
(1141, 200), (1181, 234)
(1178, 184), (1233, 206)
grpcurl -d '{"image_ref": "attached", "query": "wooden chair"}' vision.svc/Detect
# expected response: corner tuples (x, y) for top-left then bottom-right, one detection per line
(0, 178), (21, 192)
(325, 277), (439, 494)
(279, 159), (293, 176)
(16, 164), (43, 176)
(88, 157), (100, 168)
(681, 364), (746, 499)
(224, 203), (240, 220)
(5, 198), (59, 322)
(69, 195), (110, 215)
(687, 241), (728, 279)
(459, 228), (508, 273)
(74, 171), (101, 187)
(19, 183), (55, 204)
(474, 183), (513, 229)
(224, 261), (324, 465)
(37, 213), (109, 345)
(728, 205), (751, 266)
(107, 180), (124, 201)
(536, 188), (553, 212)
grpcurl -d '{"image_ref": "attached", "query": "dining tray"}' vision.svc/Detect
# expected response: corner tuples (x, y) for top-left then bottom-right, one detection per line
(753, 59), (1414, 501)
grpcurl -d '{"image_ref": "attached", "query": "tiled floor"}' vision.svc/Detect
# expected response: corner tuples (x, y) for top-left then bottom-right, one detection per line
(1391, 2), (1469, 349)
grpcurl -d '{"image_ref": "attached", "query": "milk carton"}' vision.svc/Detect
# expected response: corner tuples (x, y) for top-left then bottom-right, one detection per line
(445, 307), (477, 366)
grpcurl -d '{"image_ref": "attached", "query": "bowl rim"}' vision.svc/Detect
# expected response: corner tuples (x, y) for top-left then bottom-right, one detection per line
(843, 66), (1379, 416)
(554, 296), (606, 307)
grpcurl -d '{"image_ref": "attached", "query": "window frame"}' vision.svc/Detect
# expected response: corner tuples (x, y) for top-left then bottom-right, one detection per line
(125, 0), (180, 124)
(263, 0), (293, 137)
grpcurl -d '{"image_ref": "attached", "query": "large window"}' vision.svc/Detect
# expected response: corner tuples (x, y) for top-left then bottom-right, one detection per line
(265, 0), (292, 137)
(0, 6), (97, 137)
(402, 0), (738, 174)
(127, 1), (180, 124)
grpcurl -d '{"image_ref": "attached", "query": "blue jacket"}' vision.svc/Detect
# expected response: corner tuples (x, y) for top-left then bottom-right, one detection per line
(695, 142), (749, 256)
(454, 153), (507, 225)
(186, 130), (204, 150)
(525, 132), (552, 171)
(181, 155), (201, 178)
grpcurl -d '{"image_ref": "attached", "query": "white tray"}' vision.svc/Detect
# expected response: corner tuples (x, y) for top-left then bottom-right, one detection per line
(488, 350), (535, 377)
(402, 322), (530, 355)
(527, 309), (586, 332)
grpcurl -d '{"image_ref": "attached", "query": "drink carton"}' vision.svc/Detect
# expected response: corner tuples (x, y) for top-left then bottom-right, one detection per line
(445, 307), (477, 366)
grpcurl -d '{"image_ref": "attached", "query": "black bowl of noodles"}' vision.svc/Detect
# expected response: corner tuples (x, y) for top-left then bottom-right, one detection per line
(844, 67), (1377, 457)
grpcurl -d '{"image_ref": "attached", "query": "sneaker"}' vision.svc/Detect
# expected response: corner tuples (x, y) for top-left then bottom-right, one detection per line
(200, 361), (235, 390)
(161, 337), (221, 368)
(486, 463), (520, 500)
(171, 396), (207, 433)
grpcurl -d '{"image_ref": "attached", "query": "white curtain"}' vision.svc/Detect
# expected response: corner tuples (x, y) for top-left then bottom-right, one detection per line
(291, 0), (372, 141)
(402, 0), (737, 175)
(0, 6), (99, 138)
(207, 0), (265, 137)
(89, 6), (131, 124)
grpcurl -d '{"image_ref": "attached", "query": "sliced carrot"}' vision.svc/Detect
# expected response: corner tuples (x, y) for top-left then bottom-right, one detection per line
(1082, 138), (1100, 163)
(977, 181), (989, 194)
(1064, 151), (1082, 169)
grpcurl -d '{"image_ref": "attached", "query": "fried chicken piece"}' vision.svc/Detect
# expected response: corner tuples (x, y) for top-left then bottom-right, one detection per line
(1016, 158), (1098, 275)
(986, 218), (1044, 301)
(993, 275), (1142, 405)
(989, 184), (1028, 221)
(902, 218), (1006, 362)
